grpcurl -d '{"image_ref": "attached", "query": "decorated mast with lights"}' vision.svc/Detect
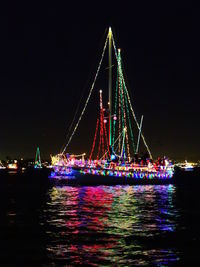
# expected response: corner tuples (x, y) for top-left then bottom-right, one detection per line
(108, 27), (112, 147)
(59, 26), (153, 160)
(89, 90), (110, 161)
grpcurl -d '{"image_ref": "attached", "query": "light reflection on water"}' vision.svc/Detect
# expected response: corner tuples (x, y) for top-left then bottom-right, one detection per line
(42, 185), (180, 266)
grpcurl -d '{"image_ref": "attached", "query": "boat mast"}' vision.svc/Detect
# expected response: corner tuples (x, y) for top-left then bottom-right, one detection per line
(108, 27), (112, 147)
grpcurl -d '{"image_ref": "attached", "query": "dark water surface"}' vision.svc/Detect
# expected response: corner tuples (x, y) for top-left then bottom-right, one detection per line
(0, 175), (200, 266)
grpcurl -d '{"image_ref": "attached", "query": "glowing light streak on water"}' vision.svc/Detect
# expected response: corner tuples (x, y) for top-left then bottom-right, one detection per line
(43, 184), (180, 266)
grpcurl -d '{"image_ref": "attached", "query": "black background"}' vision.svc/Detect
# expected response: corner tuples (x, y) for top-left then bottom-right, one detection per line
(0, 2), (199, 160)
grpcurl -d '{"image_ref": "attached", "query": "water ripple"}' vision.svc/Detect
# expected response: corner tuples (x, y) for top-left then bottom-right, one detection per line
(40, 185), (180, 266)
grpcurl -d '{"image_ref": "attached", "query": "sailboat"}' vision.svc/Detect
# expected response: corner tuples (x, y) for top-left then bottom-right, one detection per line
(34, 147), (42, 169)
(51, 27), (174, 181)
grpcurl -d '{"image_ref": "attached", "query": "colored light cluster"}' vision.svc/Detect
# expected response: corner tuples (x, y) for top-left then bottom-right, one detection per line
(51, 155), (174, 180)
(50, 167), (73, 178)
(80, 167), (174, 179)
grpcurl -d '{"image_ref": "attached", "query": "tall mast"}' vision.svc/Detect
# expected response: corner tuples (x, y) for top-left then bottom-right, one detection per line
(108, 27), (112, 146)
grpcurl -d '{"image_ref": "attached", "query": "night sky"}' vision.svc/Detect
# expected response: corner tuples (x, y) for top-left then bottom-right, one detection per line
(0, 2), (200, 161)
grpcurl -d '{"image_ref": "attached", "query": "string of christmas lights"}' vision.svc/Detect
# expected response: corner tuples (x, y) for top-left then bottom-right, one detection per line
(119, 55), (130, 159)
(97, 127), (101, 160)
(62, 27), (152, 159)
(124, 85), (135, 154)
(103, 119), (110, 158)
(89, 119), (99, 160)
(62, 34), (109, 153)
(112, 36), (152, 159)
(122, 78), (152, 159)
(117, 50), (131, 159)
(100, 112), (105, 158)
(112, 69), (119, 144)
(118, 73), (121, 154)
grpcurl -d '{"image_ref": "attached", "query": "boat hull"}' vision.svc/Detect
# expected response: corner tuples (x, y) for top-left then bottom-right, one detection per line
(49, 165), (174, 185)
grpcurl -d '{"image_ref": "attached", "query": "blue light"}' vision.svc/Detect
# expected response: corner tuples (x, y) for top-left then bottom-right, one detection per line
(111, 154), (116, 160)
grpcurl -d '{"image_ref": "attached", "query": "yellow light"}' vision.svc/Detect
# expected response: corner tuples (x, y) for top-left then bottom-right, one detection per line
(8, 163), (18, 170)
